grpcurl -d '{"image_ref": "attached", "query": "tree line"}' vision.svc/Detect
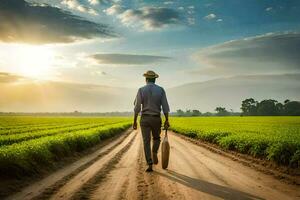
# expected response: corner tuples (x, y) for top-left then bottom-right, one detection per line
(172, 108), (240, 117)
(241, 98), (300, 116)
(173, 98), (300, 116)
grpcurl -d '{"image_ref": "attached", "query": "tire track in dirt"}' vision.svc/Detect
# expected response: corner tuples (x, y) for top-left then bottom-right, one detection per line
(135, 139), (169, 200)
(49, 131), (137, 200)
(72, 132), (137, 200)
(86, 132), (172, 200)
(6, 129), (134, 200)
(89, 130), (142, 200)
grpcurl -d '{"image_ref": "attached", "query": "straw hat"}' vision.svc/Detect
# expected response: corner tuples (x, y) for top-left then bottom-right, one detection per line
(143, 70), (159, 78)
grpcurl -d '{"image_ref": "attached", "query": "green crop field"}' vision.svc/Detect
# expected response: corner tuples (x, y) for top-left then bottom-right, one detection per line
(170, 116), (300, 168)
(0, 116), (132, 177)
(1, 116), (299, 178)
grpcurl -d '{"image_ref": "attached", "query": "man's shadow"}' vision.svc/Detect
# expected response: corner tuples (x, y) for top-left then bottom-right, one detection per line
(154, 170), (264, 200)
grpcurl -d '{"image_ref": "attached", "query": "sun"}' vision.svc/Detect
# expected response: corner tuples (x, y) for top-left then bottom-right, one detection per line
(14, 45), (55, 79)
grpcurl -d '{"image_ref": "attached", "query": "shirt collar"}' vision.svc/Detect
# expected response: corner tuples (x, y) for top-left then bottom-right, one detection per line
(147, 82), (155, 85)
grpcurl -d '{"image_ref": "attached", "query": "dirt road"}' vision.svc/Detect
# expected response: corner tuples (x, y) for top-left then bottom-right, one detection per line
(7, 129), (300, 200)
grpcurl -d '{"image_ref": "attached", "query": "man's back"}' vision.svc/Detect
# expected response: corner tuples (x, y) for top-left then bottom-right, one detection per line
(134, 82), (169, 116)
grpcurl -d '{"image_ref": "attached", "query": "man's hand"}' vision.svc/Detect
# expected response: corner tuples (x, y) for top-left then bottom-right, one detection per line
(133, 121), (138, 130)
(164, 120), (170, 129)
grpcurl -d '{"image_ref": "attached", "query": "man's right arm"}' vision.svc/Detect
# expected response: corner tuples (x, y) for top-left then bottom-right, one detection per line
(133, 88), (142, 129)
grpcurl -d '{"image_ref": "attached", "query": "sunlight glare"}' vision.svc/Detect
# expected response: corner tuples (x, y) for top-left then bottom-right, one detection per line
(14, 45), (55, 79)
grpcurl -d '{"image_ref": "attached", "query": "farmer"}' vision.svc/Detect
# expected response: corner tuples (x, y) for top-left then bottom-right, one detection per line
(133, 70), (170, 172)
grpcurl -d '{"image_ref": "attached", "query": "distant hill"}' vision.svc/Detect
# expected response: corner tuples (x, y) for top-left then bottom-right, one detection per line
(0, 74), (299, 112)
(0, 81), (136, 112)
(167, 74), (300, 112)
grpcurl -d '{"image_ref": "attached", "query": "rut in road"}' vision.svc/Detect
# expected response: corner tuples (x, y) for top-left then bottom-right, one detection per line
(6, 129), (300, 200)
(49, 131), (137, 200)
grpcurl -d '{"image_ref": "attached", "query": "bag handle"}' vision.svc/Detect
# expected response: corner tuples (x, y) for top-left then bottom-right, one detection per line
(165, 128), (168, 137)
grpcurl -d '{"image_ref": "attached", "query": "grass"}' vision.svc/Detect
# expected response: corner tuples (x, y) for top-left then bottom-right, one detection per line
(170, 116), (300, 168)
(0, 116), (132, 177)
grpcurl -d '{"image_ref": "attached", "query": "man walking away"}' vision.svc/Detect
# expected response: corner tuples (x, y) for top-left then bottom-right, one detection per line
(133, 70), (170, 172)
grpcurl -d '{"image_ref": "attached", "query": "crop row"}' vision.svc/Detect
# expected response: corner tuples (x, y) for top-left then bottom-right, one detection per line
(0, 121), (131, 177)
(0, 117), (129, 132)
(0, 122), (56, 130)
(0, 117), (130, 135)
(0, 120), (131, 146)
(0, 116), (125, 129)
(170, 117), (300, 168)
(0, 123), (100, 146)
(0, 122), (90, 135)
(0, 118), (63, 129)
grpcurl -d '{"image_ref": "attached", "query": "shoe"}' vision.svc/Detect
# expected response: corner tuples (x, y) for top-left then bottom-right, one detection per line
(152, 152), (158, 165)
(146, 165), (153, 172)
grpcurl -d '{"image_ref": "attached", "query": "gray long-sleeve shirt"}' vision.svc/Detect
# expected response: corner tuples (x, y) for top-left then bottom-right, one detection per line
(134, 82), (170, 115)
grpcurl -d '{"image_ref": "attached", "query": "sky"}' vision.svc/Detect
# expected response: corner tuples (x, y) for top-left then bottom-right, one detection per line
(0, 0), (300, 112)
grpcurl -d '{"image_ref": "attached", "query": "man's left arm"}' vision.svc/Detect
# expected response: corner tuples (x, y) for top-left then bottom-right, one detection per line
(133, 112), (139, 130)
(161, 88), (170, 129)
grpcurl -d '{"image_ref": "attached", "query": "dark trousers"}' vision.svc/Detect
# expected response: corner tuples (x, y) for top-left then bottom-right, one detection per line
(140, 115), (162, 165)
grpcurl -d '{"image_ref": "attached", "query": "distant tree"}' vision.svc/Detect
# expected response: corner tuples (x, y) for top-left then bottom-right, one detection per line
(73, 110), (81, 115)
(275, 102), (284, 115)
(257, 99), (278, 116)
(284, 101), (300, 116)
(185, 109), (192, 116)
(215, 107), (225, 113)
(192, 109), (201, 116)
(176, 109), (185, 116)
(241, 98), (258, 115)
(284, 99), (290, 104)
(175, 109), (203, 117)
(215, 107), (229, 116)
(202, 112), (213, 116)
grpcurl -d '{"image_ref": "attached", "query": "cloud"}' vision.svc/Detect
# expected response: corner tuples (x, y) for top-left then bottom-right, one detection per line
(204, 13), (216, 20)
(0, 0), (116, 44)
(106, 6), (182, 30)
(88, 0), (99, 5)
(61, 0), (77, 9)
(104, 4), (123, 15)
(0, 72), (26, 83)
(192, 32), (300, 76)
(164, 1), (174, 5)
(90, 53), (170, 65)
(265, 7), (273, 12)
(62, 0), (98, 15)
(187, 17), (195, 25)
(91, 70), (107, 76)
(205, 3), (213, 7)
